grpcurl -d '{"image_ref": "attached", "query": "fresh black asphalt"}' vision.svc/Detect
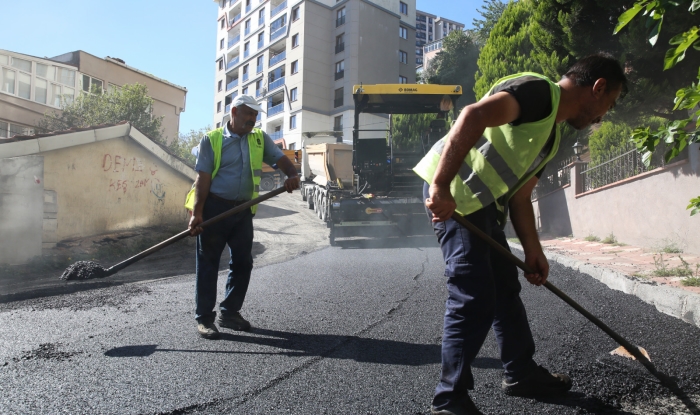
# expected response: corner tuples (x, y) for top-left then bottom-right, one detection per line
(1, 238), (699, 414)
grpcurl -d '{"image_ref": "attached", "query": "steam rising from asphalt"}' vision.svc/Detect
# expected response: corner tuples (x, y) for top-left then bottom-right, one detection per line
(60, 261), (108, 280)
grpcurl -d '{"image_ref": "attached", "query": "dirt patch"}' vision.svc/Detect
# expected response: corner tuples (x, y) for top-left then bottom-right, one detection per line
(12, 343), (81, 362)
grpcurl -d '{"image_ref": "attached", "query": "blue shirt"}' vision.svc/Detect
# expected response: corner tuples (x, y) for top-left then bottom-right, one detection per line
(195, 125), (285, 200)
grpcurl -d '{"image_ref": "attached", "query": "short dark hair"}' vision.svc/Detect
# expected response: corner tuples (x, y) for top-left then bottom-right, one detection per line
(564, 53), (628, 97)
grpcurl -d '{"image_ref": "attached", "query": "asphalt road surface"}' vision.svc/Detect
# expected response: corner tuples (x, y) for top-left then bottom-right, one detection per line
(1, 196), (699, 414)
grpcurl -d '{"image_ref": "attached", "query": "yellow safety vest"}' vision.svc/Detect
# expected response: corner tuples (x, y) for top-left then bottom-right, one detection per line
(184, 127), (265, 214)
(413, 72), (561, 224)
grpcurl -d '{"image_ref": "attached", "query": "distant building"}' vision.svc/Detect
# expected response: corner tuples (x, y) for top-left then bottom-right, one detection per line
(0, 49), (187, 144)
(211, 0), (416, 149)
(415, 10), (463, 67)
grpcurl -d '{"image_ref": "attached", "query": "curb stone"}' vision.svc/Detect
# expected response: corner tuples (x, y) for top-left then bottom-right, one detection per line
(508, 242), (700, 329)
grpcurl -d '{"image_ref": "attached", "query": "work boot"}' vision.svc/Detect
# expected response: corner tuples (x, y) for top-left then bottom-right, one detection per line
(502, 365), (572, 397)
(430, 395), (483, 415)
(197, 320), (220, 340)
(218, 311), (251, 331)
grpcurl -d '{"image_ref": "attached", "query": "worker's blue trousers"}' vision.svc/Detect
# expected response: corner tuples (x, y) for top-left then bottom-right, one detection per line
(424, 184), (537, 409)
(194, 196), (254, 322)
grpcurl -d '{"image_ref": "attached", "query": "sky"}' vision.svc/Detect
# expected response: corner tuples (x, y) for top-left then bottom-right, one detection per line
(0, 0), (486, 136)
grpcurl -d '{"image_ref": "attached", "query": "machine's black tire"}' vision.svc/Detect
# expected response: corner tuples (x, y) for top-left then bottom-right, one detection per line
(321, 196), (328, 222)
(329, 226), (336, 246)
(307, 193), (314, 209)
(301, 186), (307, 201)
(260, 177), (274, 191)
(313, 192), (319, 213)
(317, 195), (323, 219)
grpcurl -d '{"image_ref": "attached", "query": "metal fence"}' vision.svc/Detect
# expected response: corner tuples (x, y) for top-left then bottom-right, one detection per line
(531, 157), (575, 200)
(581, 143), (667, 192)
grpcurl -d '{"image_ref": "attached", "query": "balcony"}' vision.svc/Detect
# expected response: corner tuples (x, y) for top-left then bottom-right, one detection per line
(268, 76), (285, 91)
(226, 78), (239, 91)
(258, 40), (264, 49)
(334, 98), (343, 108)
(230, 13), (242, 25)
(226, 56), (240, 69)
(243, 73), (249, 82)
(269, 131), (284, 140)
(268, 102), (284, 116)
(271, 0), (287, 17)
(270, 26), (286, 42)
(336, 15), (345, 27)
(228, 35), (240, 49)
(335, 70), (344, 80)
(335, 43), (344, 54)
(228, 0), (240, 7)
(269, 50), (286, 66)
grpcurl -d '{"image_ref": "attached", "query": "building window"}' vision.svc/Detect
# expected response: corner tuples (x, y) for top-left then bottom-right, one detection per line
(399, 27), (407, 39)
(259, 8), (265, 25)
(290, 87), (298, 101)
(399, 76), (407, 84)
(399, 50), (407, 64)
(292, 6), (300, 21)
(216, 122), (221, 128)
(334, 114), (343, 131)
(258, 32), (264, 49)
(255, 79), (262, 96)
(218, 80), (223, 91)
(400, 1), (408, 14)
(291, 60), (299, 74)
(217, 101), (222, 113)
(243, 86), (248, 95)
(220, 38), (225, 50)
(81, 74), (103, 94)
(292, 34), (299, 48)
(218, 59), (224, 71)
(336, 33), (345, 53)
(244, 41), (250, 58)
(334, 87), (343, 108)
(256, 55), (264, 73)
(335, 60), (344, 80)
(290, 114), (297, 129)
(220, 18), (225, 29)
(336, 7), (345, 27)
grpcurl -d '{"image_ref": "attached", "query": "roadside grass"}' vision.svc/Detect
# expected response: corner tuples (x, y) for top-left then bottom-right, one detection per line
(602, 233), (617, 244)
(653, 254), (698, 279)
(507, 238), (520, 244)
(585, 234), (600, 242)
(658, 241), (683, 254)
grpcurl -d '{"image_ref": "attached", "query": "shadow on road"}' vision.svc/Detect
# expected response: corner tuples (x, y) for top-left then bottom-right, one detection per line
(104, 327), (441, 366)
(335, 235), (439, 250)
(253, 204), (298, 220)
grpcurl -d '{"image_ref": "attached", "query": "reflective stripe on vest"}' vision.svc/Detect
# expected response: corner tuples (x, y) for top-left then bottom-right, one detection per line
(413, 72), (562, 219)
(184, 127), (265, 214)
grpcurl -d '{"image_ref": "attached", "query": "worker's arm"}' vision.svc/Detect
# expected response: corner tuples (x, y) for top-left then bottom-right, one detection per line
(427, 92), (521, 222)
(274, 155), (300, 193)
(188, 171), (212, 236)
(508, 175), (548, 286)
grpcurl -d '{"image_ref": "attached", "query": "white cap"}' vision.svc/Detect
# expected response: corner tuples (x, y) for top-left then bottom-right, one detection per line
(231, 94), (266, 113)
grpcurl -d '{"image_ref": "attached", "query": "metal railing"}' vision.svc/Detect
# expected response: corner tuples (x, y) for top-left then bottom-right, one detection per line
(269, 50), (286, 66)
(226, 79), (239, 90)
(268, 76), (285, 91)
(335, 43), (345, 53)
(335, 70), (344, 80)
(336, 15), (345, 27)
(228, 35), (240, 48)
(268, 102), (284, 116)
(334, 98), (343, 108)
(270, 26), (286, 42)
(226, 56), (240, 69)
(271, 0), (287, 17)
(581, 144), (667, 192)
(230, 13), (242, 25)
(531, 157), (574, 200)
(269, 130), (284, 140)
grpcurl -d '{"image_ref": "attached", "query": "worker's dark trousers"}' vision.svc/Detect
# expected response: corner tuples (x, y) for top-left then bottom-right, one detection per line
(194, 196), (254, 322)
(424, 184), (537, 409)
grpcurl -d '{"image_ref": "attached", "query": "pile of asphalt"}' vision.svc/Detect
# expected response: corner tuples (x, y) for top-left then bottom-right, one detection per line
(12, 343), (80, 362)
(59, 260), (107, 280)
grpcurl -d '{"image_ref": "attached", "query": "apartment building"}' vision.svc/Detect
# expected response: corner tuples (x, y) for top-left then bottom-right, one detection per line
(211, 0), (416, 149)
(415, 10), (463, 67)
(0, 49), (187, 143)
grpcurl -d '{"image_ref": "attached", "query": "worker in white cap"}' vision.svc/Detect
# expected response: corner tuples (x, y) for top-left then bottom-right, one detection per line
(187, 95), (299, 339)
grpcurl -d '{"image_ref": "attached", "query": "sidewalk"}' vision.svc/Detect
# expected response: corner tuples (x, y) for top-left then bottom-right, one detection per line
(510, 235), (700, 328)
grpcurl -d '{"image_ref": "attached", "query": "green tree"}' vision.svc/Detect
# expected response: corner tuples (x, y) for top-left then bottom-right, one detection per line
(588, 121), (633, 163)
(425, 30), (481, 108)
(168, 126), (211, 167)
(390, 113), (439, 151)
(38, 83), (165, 142)
(614, 0), (700, 215)
(474, 0), (538, 99)
(472, 0), (509, 47)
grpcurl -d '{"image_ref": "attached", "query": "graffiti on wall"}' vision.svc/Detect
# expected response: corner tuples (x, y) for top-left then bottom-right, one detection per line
(101, 153), (165, 201)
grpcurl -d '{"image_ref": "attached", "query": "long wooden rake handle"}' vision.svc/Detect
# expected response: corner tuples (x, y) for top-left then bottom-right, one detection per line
(449, 212), (663, 380)
(104, 187), (288, 276)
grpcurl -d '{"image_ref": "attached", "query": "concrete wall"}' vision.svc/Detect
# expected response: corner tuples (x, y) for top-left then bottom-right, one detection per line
(40, 135), (192, 242)
(532, 144), (700, 253)
(0, 156), (44, 264)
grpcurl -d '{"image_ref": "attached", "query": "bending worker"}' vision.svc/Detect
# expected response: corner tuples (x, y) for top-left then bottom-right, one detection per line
(188, 95), (300, 340)
(414, 54), (627, 415)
